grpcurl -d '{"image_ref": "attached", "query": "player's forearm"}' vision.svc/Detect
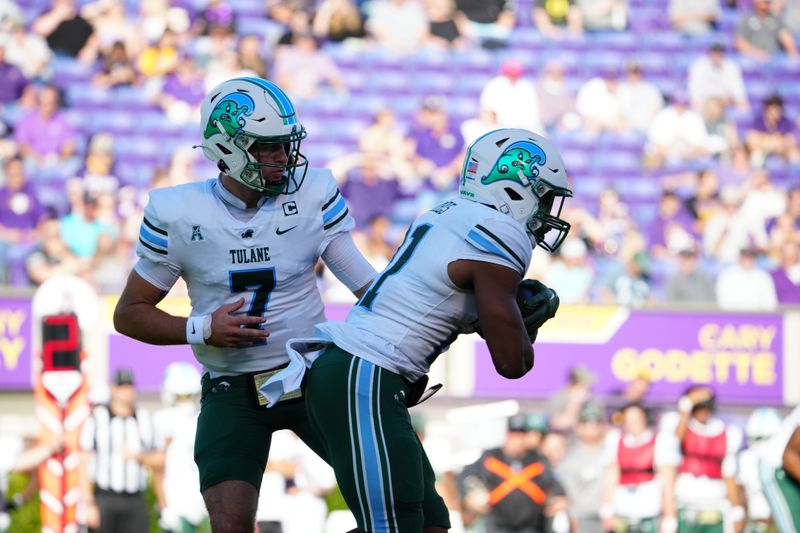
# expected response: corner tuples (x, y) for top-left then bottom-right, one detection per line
(114, 302), (189, 345)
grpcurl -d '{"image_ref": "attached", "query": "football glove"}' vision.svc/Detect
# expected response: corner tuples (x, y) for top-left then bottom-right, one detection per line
(519, 279), (560, 343)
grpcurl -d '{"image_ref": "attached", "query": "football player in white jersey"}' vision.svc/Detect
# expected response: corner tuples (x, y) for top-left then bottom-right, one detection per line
(763, 406), (800, 533)
(286, 128), (572, 532)
(113, 77), (376, 533)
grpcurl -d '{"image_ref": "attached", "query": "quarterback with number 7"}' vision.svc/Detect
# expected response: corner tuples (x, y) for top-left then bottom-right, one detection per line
(113, 78), (376, 533)
(265, 128), (572, 533)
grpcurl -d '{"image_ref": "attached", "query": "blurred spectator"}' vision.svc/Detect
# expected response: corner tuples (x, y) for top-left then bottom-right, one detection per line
(663, 246), (717, 305)
(79, 369), (156, 533)
(670, 386), (744, 533)
(312, 0), (365, 42)
(137, 29), (180, 78)
(767, 186), (800, 248)
(770, 240), (800, 304)
(203, 49), (255, 92)
(576, 70), (627, 134)
(60, 192), (115, 259)
(646, 92), (710, 167)
(556, 403), (609, 533)
(601, 403), (672, 533)
(366, 0), (429, 55)
(460, 107), (500, 146)
(688, 43), (748, 112)
(154, 55), (205, 125)
(425, 0), (467, 49)
(781, 0), (800, 32)
(237, 34), (268, 79)
(408, 96), (465, 189)
(648, 190), (695, 257)
(340, 157), (402, 227)
(715, 145), (753, 185)
(32, 0), (98, 62)
(0, 155), (45, 283)
(606, 373), (652, 424)
(92, 40), (137, 88)
(617, 61), (664, 134)
(256, 431), (335, 533)
(152, 362), (205, 532)
(1, 16), (53, 79)
(459, 414), (567, 533)
(0, 43), (25, 104)
(265, 0), (315, 27)
(91, 233), (130, 293)
(536, 60), (577, 132)
(593, 187), (634, 256)
(0, 155), (46, 242)
(540, 431), (569, 471)
(668, 0), (720, 34)
(543, 236), (594, 304)
(82, 0), (143, 60)
(276, 8), (312, 47)
(533, 0), (582, 39)
(716, 247), (778, 310)
(703, 185), (769, 264)
(24, 218), (89, 285)
(481, 60), (545, 134)
(357, 109), (415, 185)
(0, 430), (63, 528)
(685, 168), (721, 233)
(735, 0), (798, 62)
(81, 133), (119, 195)
(701, 97), (738, 155)
(740, 169), (787, 231)
(745, 94), (800, 164)
(609, 247), (652, 307)
(14, 83), (76, 167)
(274, 33), (345, 100)
(738, 407), (783, 528)
(455, 0), (515, 48)
(196, 0), (235, 36)
(577, 0), (628, 31)
(548, 365), (596, 432)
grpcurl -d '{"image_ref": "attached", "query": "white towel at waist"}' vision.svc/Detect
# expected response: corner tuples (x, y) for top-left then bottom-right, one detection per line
(260, 337), (331, 407)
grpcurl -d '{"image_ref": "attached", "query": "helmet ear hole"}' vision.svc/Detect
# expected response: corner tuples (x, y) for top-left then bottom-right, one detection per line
(504, 187), (523, 201)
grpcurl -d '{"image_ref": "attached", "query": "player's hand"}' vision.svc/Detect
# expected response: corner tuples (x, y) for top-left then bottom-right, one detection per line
(519, 279), (560, 341)
(207, 298), (269, 348)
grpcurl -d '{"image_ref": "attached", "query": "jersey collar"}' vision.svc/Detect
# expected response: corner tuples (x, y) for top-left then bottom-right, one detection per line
(214, 176), (269, 210)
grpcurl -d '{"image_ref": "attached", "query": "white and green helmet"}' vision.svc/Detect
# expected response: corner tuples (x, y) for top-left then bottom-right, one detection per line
(199, 77), (308, 196)
(459, 128), (573, 252)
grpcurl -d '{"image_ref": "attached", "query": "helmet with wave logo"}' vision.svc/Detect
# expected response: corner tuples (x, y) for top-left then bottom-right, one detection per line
(459, 128), (572, 252)
(199, 77), (307, 196)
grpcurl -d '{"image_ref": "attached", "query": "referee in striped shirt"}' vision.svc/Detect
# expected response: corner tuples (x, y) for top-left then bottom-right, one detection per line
(79, 369), (155, 533)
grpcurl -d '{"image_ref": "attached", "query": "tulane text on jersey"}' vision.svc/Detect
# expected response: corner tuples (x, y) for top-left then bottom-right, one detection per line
(229, 247), (271, 264)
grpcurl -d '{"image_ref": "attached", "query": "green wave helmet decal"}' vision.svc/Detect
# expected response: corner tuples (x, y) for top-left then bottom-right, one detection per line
(481, 141), (547, 186)
(203, 92), (256, 139)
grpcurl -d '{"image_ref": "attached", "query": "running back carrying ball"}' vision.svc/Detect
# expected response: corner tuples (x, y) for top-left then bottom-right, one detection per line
(517, 279), (559, 343)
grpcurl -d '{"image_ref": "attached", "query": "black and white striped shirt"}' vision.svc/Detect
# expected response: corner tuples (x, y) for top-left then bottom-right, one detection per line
(79, 405), (155, 494)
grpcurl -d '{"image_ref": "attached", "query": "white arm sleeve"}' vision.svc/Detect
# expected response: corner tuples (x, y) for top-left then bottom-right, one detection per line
(133, 257), (182, 292)
(321, 232), (377, 292)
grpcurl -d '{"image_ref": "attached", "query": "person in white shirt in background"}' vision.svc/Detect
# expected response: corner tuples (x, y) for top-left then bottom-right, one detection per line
(716, 247), (778, 311)
(153, 362), (207, 533)
(480, 60), (545, 135)
(576, 69), (627, 134)
(618, 61), (664, 134)
(703, 186), (769, 265)
(737, 407), (782, 532)
(646, 92), (710, 166)
(601, 403), (677, 533)
(688, 43), (749, 113)
(256, 431), (336, 533)
(662, 386), (744, 533)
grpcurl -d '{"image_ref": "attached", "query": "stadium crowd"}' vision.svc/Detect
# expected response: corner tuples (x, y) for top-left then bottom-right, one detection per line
(1, 0), (800, 532)
(0, 0), (799, 309)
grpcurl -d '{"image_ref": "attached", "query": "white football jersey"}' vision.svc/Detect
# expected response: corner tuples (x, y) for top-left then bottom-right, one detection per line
(136, 169), (354, 374)
(317, 198), (532, 381)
